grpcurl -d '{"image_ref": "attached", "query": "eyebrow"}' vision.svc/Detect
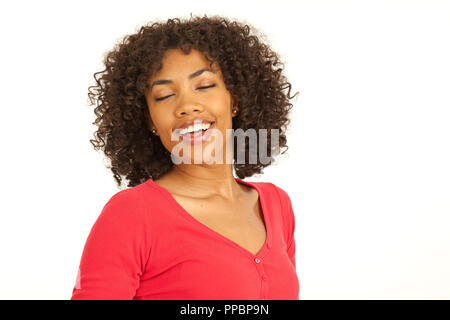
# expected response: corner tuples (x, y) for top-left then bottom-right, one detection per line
(150, 68), (214, 91)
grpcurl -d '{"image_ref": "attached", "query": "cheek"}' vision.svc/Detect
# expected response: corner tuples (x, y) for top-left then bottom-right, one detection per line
(209, 92), (232, 114)
(150, 108), (169, 128)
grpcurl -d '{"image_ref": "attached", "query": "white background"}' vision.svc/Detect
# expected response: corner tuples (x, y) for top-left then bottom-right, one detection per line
(0, 0), (449, 299)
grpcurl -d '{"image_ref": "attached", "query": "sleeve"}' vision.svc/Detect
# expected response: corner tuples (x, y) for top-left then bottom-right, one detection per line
(71, 190), (149, 300)
(285, 195), (296, 269)
(286, 225), (296, 269)
(272, 184), (296, 269)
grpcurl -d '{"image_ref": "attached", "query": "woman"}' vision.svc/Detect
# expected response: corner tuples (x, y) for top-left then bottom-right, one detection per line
(71, 15), (299, 300)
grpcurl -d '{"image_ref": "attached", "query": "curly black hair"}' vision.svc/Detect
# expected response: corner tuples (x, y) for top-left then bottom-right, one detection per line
(87, 14), (298, 188)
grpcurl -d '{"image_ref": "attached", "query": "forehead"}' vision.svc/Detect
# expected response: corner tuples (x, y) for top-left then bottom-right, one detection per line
(150, 48), (221, 80)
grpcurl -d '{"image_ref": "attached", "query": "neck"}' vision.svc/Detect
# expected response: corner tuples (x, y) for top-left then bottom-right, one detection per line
(159, 163), (244, 201)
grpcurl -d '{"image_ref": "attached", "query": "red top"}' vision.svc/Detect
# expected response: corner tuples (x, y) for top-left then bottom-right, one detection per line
(71, 178), (299, 300)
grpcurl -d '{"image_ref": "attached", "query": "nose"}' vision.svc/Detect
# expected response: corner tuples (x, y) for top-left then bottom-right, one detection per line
(175, 92), (205, 117)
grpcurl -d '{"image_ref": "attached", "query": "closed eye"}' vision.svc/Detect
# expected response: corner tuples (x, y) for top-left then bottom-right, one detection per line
(198, 84), (216, 90)
(155, 94), (174, 101)
(154, 84), (216, 101)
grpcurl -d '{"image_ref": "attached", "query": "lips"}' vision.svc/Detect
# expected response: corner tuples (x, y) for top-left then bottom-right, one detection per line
(179, 121), (216, 143)
(176, 119), (214, 130)
(173, 119), (216, 138)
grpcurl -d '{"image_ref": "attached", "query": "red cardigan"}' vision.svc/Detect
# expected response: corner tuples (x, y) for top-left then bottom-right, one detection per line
(71, 178), (299, 300)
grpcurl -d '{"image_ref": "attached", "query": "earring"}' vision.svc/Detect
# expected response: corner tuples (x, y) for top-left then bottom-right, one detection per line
(151, 129), (156, 134)
(233, 109), (238, 114)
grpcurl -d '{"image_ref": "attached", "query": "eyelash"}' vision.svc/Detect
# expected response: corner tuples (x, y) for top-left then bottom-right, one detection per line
(154, 84), (216, 101)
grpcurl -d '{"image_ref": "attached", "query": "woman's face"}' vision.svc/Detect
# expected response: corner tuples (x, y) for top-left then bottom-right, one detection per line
(145, 48), (238, 163)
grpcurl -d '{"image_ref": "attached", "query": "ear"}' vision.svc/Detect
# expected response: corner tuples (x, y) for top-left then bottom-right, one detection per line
(231, 95), (239, 117)
(144, 109), (155, 132)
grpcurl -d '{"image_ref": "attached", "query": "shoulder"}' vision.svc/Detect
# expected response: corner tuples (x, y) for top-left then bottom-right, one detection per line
(237, 179), (291, 204)
(103, 187), (143, 213)
(265, 182), (292, 206)
(103, 179), (165, 211)
(265, 182), (296, 243)
(98, 179), (177, 226)
(96, 182), (156, 226)
(241, 179), (293, 215)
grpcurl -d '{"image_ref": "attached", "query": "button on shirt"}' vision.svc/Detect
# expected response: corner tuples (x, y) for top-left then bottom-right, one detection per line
(71, 178), (299, 300)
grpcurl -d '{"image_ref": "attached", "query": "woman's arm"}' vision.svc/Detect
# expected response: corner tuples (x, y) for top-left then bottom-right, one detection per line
(71, 191), (149, 300)
(272, 183), (296, 268)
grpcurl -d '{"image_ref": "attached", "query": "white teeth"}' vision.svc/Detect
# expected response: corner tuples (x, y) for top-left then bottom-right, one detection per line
(178, 122), (212, 135)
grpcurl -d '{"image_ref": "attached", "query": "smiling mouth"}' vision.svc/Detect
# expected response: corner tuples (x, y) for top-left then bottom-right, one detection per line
(175, 121), (216, 136)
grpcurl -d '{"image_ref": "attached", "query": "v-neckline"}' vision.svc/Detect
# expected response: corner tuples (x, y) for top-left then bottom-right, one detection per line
(145, 177), (272, 259)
